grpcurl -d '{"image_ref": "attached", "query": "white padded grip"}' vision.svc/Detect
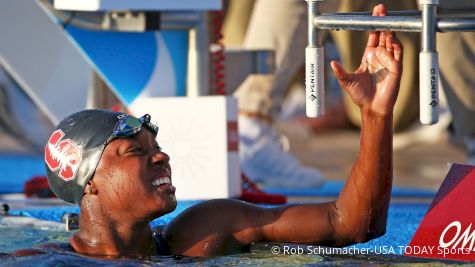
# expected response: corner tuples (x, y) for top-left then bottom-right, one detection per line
(419, 51), (439, 125)
(305, 47), (324, 117)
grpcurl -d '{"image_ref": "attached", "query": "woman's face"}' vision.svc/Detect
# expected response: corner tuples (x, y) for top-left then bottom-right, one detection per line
(92, 129), (176, 222)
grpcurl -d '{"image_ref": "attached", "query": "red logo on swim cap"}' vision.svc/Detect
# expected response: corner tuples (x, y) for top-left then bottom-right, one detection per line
(45, 129), (82, 181)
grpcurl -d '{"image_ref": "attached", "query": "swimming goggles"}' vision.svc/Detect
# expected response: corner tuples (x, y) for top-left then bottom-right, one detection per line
(107, 114), (159, 143)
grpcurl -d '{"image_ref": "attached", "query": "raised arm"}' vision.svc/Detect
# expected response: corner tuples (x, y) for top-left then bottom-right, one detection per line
(258, 3), (401, 245)
(333, 4), (401, 240)
(255, 4), (402, 245)
(165, 4), (402, 257)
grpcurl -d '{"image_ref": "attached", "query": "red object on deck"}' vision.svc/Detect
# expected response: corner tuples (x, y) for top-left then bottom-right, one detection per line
(24, 176), (56, 198)
(406, 164), (475, 261)
(241, 173), (287, 204)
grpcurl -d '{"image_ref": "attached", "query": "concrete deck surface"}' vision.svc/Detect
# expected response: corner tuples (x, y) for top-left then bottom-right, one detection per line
(277, 121), (465, 191)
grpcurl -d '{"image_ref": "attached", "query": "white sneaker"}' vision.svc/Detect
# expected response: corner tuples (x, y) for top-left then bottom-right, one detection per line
(279, 84), (306, 122)
(239, 115), (325, 189)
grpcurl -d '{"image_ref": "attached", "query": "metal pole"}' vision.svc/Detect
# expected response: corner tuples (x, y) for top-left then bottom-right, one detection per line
(314, 15), (475, 32)
(419, 0), (439, 125)
(329, 9), (475, 18)
(306, 5), (475, 123)
(186, 12), (210, 96)
(315, 15), (421, 32)
(437, 19), (475, 32)
(305, 0), (324, 118)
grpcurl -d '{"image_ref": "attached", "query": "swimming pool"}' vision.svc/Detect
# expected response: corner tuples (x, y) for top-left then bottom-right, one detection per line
(0, 218), (453, 266)
(0, 201), (460, 266)
(0, 156), (456, 265)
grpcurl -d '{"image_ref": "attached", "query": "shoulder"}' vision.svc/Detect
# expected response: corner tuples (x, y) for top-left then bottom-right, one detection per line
(172, 199), (265, 222)
(187, 198), (264, 211)
(162, 199), (268, 256)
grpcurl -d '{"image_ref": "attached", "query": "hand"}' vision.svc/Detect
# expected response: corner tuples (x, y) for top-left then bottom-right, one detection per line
(330, 4), (403, 116)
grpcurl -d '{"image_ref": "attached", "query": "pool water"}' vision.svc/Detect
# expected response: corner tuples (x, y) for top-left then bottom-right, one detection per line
(0, 202), (462, 266)
(0, 252), (457, 267)
(0, 216), (70, 253)
(7, 201), (430, 249)
(0, 217), (457, 267)
(0, 216), (450, 267)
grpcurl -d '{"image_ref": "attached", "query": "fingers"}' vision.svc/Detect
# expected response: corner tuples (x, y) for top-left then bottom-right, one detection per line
(379, 31), (387, 48)
(384, 34), (403, 73)
(367, 32), (379, 48)
(368, 4), (388, 48)
(366, 7), (380, 47)
(378, 4), (387, 16)
(392, 37), (403, 62)
(372, 4), (386, 17)
(385, 32), (403, 62)
(376, 4), (398, 60)
(330, 61), (353, 89)
(386, 35), (394, 54)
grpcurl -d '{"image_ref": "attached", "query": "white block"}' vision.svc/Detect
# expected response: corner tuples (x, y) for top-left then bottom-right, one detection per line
(130, 96), (241, 200)
(54, 0), (222, 11)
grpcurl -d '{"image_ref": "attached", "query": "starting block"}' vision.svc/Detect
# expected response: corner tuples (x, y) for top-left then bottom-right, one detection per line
(129, 96), (241, 200)
(407, 163), (475, 261)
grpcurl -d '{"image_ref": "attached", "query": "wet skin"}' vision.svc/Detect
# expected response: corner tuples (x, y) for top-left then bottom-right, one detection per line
(68, 4), (402, 258)
(70, 128), (177, 257)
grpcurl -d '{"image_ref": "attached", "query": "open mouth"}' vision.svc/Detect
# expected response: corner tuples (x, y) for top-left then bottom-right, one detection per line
(151, 176), (176, 195)
(152, 177), (171, 187)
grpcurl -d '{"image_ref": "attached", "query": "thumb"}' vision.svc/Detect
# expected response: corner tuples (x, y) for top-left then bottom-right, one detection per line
(330, 61), (353, 87)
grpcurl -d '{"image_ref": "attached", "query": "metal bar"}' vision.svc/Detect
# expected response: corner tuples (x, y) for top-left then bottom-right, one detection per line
(331, 9), (475, 18)
(186, 12), (210, 96)
(307, 0), (319, 47)
(437, 19), (475, 32)
(422, 4), (437, 51)
(315, 15), (421, 32)
(333, 10), (421, 16)
(314, 15), (475, 32)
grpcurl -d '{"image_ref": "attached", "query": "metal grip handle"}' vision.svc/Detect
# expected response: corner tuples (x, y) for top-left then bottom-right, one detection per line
(306, 47), (324, 117)
(419, 51), (439, 125)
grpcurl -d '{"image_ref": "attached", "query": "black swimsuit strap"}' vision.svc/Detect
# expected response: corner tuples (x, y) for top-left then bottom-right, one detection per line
(152, 232), (171, 256)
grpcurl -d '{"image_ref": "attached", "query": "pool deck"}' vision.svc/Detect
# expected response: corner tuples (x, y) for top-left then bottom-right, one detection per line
(276, 120), (465, 195)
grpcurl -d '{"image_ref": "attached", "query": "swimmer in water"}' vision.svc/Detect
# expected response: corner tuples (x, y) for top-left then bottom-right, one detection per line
(43, 4), (402, 258)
